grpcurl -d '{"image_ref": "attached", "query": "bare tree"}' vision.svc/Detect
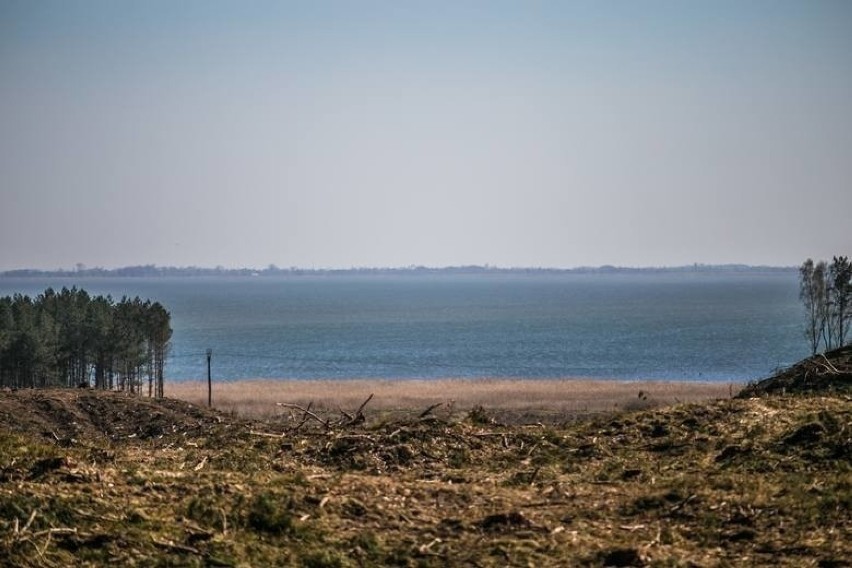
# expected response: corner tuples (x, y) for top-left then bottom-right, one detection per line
(800, 259), (828, 355)
(800, 256), (852, 354)
(829, 255), (852, 347)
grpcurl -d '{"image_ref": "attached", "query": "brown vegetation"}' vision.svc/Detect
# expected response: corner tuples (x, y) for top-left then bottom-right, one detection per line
(165, 378), (738, 423)
(0, 383), (848, 566)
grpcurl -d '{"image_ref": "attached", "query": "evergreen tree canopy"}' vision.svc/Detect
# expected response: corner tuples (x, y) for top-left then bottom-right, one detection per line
(0, 288), (172, 396)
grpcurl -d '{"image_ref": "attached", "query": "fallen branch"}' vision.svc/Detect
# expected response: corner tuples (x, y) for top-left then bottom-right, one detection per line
(419, 403), (443, 419)
(277, 402), (330, 430)
(340, 393), (374, 426)
(354, 393), (374, 417)
(819, 354), (840, 374)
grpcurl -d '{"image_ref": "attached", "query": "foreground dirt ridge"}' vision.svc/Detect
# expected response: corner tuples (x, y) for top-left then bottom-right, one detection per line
(0, 389), (849, 567)
(739, 344), (852, 398)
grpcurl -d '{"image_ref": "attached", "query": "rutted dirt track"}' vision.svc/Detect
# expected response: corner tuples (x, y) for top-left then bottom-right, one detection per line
(0, 385), (849, 567)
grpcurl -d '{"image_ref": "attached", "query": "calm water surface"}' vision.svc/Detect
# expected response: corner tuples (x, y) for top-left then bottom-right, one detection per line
(0, 272), (806, 382)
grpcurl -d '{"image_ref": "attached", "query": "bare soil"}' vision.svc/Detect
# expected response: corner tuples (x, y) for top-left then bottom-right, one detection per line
(0, 387), (849, 567)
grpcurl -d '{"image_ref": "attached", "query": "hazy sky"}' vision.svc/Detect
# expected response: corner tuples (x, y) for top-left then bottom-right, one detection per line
(1, 1), (850, 270)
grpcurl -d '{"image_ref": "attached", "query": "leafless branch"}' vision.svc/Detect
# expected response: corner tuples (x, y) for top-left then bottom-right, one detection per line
(277, 401), (330, 430)
(354, 393), (374, 417)
(419, 403), (443, 419)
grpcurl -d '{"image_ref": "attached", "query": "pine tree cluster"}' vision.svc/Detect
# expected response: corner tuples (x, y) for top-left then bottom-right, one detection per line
(0, 287), (171, 395)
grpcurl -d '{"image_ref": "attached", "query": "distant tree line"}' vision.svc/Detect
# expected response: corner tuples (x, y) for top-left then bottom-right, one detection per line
(799, 256), (852, 354)
(0, 287), (172, 396)
(0, 263), (796, 279)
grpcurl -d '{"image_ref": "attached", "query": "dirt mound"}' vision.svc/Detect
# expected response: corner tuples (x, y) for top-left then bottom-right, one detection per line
(738, 345), (852, 398)
(0, 389), (246, 446)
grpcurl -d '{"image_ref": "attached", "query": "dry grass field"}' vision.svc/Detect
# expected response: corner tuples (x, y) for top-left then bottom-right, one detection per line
(165, 378), (739, 423)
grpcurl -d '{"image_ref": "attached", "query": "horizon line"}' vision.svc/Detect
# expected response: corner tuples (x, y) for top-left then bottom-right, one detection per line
(0, 262), (798, 275)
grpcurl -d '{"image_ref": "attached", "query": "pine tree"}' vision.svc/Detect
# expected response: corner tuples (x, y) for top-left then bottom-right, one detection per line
(0, 288), (171, 394)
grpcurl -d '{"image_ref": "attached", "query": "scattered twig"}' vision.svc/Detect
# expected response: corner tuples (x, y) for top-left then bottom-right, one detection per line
(334, 434), (376, 441)
(529, 466), (541, 486)
(152, 537), (201, 555)
(21, 509), (37, 534)
(418, 537), (442, 554)
(249, 430), (285, 438)
(526, 500), (574, 508)
(32, 528), (78, 538)
(669, 494), (698, 514)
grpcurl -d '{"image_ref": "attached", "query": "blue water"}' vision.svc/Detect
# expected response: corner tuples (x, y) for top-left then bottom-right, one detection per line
(0, 272), (807, 382)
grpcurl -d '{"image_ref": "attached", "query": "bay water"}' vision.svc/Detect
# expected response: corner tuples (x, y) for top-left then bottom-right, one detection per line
(0, 271), (807, 383)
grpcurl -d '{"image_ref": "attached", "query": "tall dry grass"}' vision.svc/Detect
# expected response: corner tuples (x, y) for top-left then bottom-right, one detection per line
(165, 378), (740, 420)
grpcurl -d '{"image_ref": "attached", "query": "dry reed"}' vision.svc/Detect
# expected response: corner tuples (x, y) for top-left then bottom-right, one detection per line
(165, 377), (740, 419)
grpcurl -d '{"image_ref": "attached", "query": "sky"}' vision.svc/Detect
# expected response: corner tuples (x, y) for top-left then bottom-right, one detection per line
(1, 1), (851, 270)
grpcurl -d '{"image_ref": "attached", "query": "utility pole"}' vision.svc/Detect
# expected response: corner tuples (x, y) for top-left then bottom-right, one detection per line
(206, 348), (213, 408)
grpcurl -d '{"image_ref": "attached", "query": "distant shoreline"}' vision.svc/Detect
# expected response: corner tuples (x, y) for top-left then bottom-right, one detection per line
(1, 264), (796, 279)
(165, 377), (742, 422)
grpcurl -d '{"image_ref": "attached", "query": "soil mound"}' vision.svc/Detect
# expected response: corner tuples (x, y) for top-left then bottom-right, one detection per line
(738, 345), (852, 398)
(0, 388), (244, 446)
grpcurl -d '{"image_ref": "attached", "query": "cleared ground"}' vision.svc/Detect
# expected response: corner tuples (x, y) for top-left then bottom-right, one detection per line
(0, 385), (848, 567)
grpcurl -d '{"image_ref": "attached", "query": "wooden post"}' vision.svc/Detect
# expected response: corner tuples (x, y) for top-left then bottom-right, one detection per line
(206, 349), (213, 408)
